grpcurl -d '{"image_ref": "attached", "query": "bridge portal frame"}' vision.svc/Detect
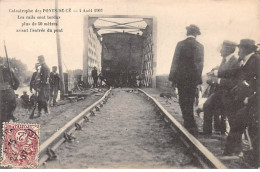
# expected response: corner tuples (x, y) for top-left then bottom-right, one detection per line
(83, 15), (157, 88)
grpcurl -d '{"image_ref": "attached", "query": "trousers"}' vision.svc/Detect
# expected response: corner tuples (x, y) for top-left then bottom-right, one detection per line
(177, 82), (198, 134)
(38, 85), (49, 113)
(203, 90), (227, 134)
(50, 85), (59, 105)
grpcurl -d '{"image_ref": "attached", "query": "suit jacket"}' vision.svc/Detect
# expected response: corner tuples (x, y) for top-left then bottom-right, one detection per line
(30, 71), (37, 91)
(217, 55), (240, 90)
(218, 53), (258, 102)
(169, 37), (204, 85)
(39, 63), (50, 86)
(218, 53), (257, 88)
(218, 55), (239, 73)
(50, 72), (60, 88)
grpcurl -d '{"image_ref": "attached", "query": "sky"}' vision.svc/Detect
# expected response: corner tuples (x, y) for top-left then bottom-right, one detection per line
(0, 0), (259, 75)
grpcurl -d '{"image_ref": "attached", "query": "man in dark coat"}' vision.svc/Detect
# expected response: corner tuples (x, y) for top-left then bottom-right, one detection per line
(169, 24), (204, 136)
(0, 58), (20, 133)
(202, 41), (240, 135)
(212, 39), (258, 157)
(36, 55), (50, 116)
(30, 63), (40, 93)
(49, 66), (60, 106)
(91, 66), (98, 88)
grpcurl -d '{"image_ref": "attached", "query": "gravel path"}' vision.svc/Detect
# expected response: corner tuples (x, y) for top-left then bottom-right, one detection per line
(13, 90), (105, 143)
(43, 89), (199, 169)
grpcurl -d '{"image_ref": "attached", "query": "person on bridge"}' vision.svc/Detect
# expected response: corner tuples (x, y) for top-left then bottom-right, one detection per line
(91, 66), (98, 88)
(169, 24), (204, 136)
(0, 58), (20, 129)
(49, 66), (60, 106)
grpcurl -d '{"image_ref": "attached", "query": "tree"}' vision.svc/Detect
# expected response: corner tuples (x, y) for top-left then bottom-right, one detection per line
(0, 56), (32, 84)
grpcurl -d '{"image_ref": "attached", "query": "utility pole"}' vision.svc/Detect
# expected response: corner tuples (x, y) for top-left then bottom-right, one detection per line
(55, 0), (65, 99)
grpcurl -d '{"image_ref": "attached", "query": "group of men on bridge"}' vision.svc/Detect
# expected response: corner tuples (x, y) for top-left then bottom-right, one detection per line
(169, 24), (258, 167)
(91, 67), (142, 88)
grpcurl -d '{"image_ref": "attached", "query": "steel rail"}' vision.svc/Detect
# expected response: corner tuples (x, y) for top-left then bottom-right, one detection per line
(137, 88), (227, 169)
(38, 88), (112, 166)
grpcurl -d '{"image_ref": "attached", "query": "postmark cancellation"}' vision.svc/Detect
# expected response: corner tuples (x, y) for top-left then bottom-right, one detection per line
(1, 122), (40, 168)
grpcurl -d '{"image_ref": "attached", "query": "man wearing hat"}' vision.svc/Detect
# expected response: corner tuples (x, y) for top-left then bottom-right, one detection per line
(36, 55), (50, 117)
(212, 39), (258, 156)
(49, 66), (60, 106)
(169, 24), (204, 136)
(202, 40), (240, 135)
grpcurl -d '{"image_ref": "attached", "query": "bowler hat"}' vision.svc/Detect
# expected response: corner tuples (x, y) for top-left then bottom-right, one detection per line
(238, 39), (257, 49)
(222, 40), (237, 47)
(186, 24), (201, 35)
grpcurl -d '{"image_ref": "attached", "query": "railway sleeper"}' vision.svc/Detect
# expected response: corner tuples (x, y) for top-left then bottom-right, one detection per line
(83, 115), (90, 122)
(90, 110), (95, 116)
(75, 122), (82, 130)
(95, 106), (100, 111)
(46, 148), (57, 161)
(192, 151), (210, 169)
(64, 132), (75, 142)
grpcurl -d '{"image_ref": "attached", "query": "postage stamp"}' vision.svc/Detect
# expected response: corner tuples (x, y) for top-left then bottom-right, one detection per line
(1, 122), (40, 168)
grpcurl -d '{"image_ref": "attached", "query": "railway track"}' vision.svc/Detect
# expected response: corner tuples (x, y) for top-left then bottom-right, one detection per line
(38, 88), (227, 169)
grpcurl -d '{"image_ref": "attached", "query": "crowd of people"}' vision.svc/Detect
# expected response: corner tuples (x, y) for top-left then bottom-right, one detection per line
(0, 24), (258, 168)
(19, 56), (60, 118)
(91, 67), (143, 88)
(169, 24), (258, 167)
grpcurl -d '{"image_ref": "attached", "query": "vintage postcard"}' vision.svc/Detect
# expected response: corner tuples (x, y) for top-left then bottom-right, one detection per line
(0, 0), (259, 169)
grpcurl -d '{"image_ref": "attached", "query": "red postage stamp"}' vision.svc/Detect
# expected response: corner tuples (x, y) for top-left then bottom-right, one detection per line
(1, 122), (40, 168)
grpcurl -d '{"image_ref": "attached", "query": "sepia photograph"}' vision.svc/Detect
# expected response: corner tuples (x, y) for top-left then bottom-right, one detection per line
(0, 0), (259, 169)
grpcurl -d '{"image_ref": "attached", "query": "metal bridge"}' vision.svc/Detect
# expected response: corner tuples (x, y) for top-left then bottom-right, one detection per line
(82, 15), (156, 88)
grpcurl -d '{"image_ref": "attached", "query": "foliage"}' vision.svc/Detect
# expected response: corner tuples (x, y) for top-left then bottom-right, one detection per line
(0, 56), (32, 84)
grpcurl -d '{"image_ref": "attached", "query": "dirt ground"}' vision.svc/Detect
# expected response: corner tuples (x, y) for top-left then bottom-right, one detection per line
(141, 88), (250, 169)
(42, 88), (200, 169)
(12, 89), (105, 143)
